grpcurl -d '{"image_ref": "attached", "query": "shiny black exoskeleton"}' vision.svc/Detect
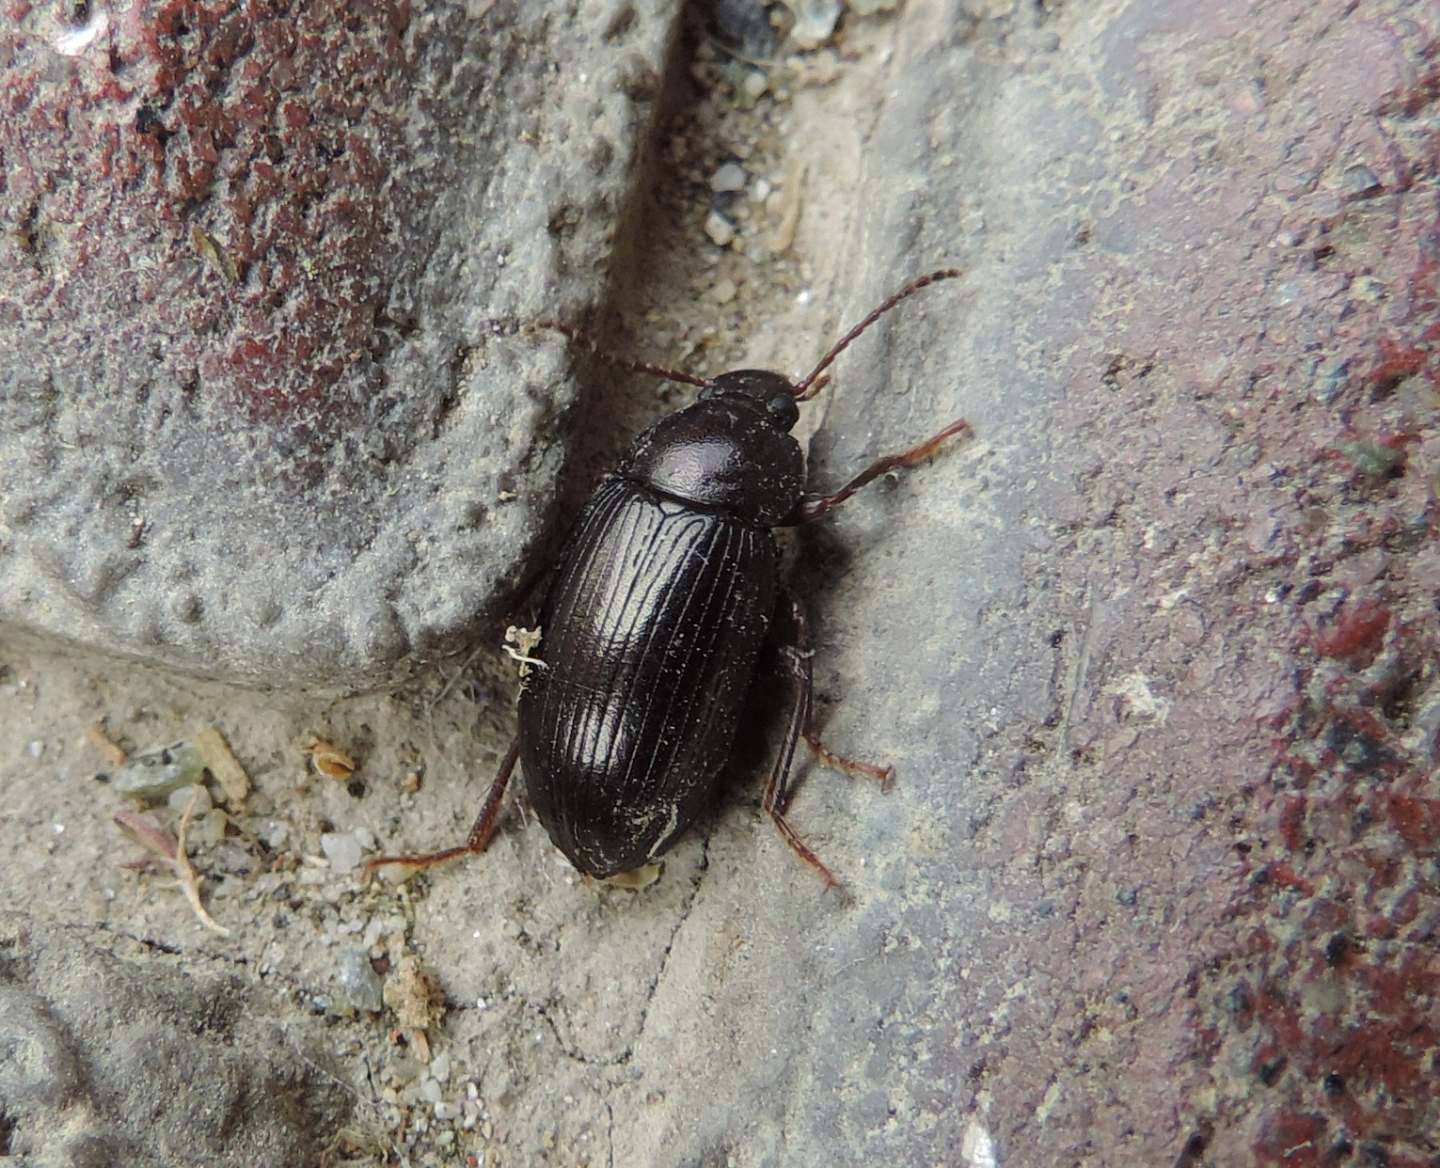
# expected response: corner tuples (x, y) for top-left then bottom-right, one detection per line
(369, 271), (969, 889)
(520, 372), (803, 876)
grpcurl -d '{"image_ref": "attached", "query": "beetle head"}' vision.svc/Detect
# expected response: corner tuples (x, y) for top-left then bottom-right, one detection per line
(620, 372), (805, 524)
(699, 369), (800, 432)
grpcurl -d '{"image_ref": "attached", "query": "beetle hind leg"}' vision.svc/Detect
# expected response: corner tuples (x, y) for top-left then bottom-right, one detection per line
(366, 738), (520, 881)
(775, 596), (895, 809)
(764, 593), (890, 891)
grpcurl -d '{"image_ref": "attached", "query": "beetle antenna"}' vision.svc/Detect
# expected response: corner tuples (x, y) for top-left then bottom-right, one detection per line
(792, 268), (962, 400)
(529, 320), (713, 389)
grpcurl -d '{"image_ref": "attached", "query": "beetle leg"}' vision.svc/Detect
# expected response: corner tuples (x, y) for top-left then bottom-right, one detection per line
(783, 417), (971, 525)
(775, 596), (895, 797)
(365, 738), (520, 879)
(804, 733), (894, 790)
(763, 594), (845, 889)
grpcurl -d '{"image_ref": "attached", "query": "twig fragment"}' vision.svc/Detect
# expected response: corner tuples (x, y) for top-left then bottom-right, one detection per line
(85, 721), (128, 768)
(113, 788), (232, 936)
(194, 726), (251, 804)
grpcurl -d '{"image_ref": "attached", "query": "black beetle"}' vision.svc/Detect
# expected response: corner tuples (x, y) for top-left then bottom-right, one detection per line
(370, 270), (969, 888)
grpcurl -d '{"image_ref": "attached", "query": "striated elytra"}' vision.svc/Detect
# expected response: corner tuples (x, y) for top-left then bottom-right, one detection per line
(370, 271), (970, 890)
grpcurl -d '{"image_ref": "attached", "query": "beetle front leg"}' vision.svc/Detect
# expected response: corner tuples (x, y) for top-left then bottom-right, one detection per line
(783, 417), (971, 525)
(366, 737), (521, 880)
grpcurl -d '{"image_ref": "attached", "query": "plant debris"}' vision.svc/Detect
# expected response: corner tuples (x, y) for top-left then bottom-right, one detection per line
(306, 736), (359, 780)
(384, 954), (445, 1032)
(502, 625), (545, 678)
(84, 721), (128, 768)
(113, 787), (231, 936)
(194, 726), (252, 804)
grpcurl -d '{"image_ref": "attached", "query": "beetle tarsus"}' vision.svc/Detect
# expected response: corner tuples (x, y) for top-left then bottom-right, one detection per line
(803, 732), (895, 791)
(764, 800), (843, 892)
(759, 592), (869, 885)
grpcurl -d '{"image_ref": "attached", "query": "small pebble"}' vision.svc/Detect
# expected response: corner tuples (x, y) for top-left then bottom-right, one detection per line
(711, 277), (738, 304)
(112, 740), (206, 799)
(785, 0), (841, 49)
(334, 947), (384, 1013)
(388, 1055), (423, 1085)
(168, 783), (213, 816)
(420, 1077), (444, 1104)
(741, 71), (768, 101)
(193, 808), (228, 848)
(252, 818), (289, 849)
(1341, 163), (1381, 197)
(704, 211), (736, 247)
(320, 831), (364, 872)
(710, 161), (747, 193)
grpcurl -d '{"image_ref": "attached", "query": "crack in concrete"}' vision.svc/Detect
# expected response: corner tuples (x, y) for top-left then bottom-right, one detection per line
(517, 833), (714, 1074)
(633, 831), (710, 1054)
(606, 1100), (616, 1168)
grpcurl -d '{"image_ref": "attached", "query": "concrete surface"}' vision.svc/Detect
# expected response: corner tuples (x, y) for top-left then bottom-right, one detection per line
(0, 0), (677, 687)
(1, 1), (1436, 1166)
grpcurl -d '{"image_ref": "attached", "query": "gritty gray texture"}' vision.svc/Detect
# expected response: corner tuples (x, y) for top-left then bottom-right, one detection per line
(2, 0), (1437, 1165)
(0, 1), (679, 688)
(0, 916), (350, 1167)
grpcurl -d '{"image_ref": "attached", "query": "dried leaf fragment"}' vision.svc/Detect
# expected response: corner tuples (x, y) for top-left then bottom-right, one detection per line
(113, 789), (231, 936)
(305, 736), (358, 780)
(194, 726), (251, 804)
(768, 159), (805, 255)
(85, 721), (128, 768)
(113, 809), (178, 869)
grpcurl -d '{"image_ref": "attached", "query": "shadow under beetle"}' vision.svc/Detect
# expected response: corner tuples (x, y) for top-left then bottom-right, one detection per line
(369, 270), (970, 889)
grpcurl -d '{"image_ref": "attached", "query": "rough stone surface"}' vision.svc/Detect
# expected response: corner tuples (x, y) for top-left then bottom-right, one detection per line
(0, 0), (1436, 1166)
(0, 917), (349, 1166)
(0, 0), (677, 687)
(737, 1), (1439, 1164)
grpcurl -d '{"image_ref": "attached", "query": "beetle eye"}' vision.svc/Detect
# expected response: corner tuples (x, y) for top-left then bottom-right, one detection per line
(766, 393), (798, 428)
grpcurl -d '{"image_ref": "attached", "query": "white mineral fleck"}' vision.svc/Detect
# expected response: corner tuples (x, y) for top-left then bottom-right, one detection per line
(320, 831), (363, 872)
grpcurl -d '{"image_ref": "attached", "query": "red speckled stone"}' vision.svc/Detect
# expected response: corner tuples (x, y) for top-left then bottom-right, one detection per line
(0, 1), (674, 685)
(611, 2), (1440, 1164)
